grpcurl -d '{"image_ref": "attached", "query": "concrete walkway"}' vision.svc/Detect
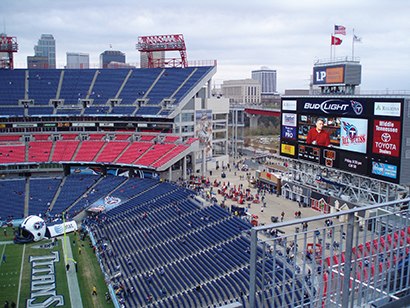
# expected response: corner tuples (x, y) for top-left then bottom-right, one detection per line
(200, 157), (334, 235)
(60, 235), (83, 308)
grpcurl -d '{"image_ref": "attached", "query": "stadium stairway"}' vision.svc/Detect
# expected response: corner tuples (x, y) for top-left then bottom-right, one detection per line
(113, 143), (133, 164)
(47, 176), (67, 213)
(48, 141), (57, 161)
(116, 70), (133, 99)
(56, 70), (64, 100)
(92, 141), (108, 162)
(63, 176), (105, 215)
(70, 139), (83, 161)
(77, 176), (130, 212)
(24, 178), (30, 217)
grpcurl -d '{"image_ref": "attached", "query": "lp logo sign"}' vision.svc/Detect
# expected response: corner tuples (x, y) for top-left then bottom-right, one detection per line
(315, 70), (326, 82)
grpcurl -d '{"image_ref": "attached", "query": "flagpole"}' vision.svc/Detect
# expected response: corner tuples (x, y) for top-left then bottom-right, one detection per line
(352, 28), (355, 59)
(333, 25), (336, 61)
(330, 33), (333, 61)
(332, 25), (335, 61)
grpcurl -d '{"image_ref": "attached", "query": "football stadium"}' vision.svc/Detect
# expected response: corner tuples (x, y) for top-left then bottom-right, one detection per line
(1, 33), (410, 308)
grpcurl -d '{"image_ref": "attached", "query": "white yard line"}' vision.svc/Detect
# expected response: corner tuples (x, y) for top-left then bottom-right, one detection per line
(0, 243), (5, 267)
(17, 244), (26, 308)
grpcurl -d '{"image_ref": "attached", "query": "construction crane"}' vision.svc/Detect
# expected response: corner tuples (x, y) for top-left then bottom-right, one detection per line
(136, 34), (188, 68)
(0, 33), (18, 69)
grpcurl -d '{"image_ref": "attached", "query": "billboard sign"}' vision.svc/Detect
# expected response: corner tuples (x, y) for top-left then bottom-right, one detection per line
(371, 162), (398, 179)
(195, 110), (212, 163)
(313, 66), (344, 84)
(372, 120), (401, 157)
(282, 126), (297, 139)
(374, 102), (401, 117)
(299, 99), (365, 116)
(282, 113), (297, 126)
(282, 100), (297, 111)
(281, 143), (296, 156)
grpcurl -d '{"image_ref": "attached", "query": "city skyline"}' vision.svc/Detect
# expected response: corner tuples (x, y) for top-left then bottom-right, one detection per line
(1, 0), (409, 93)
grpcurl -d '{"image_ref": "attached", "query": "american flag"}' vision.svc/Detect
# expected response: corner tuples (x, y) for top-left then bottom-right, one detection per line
(334, 25), (346, 35)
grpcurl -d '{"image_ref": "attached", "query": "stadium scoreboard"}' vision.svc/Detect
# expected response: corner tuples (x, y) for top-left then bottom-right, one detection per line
(280, 96), (410, 184)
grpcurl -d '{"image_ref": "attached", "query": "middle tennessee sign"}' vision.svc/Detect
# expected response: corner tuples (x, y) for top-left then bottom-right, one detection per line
(299, 99), (365, 116)
(372, 120), (401, 157)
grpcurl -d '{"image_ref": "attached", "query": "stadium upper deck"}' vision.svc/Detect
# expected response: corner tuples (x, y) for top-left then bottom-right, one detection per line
(0, 66), (215, 118)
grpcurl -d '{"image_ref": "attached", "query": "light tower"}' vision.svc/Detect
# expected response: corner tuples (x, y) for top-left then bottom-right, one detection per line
(136, 34), (188, 68)
(0, 33), (18, 69)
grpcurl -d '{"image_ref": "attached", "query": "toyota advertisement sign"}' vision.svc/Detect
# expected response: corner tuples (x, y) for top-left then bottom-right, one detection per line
(372, 120), (401, 157)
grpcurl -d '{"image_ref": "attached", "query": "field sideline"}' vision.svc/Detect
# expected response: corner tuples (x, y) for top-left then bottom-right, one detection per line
(0, 225), (113, 307)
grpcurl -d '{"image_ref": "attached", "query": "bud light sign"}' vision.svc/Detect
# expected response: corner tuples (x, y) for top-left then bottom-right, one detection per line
(300, 99), (365, 116)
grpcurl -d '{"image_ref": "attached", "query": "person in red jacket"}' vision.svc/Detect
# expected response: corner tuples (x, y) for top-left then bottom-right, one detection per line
(306, 118), (330, 147)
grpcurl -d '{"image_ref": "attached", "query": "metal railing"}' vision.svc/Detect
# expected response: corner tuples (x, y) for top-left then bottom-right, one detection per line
(249, 198), (410, 308)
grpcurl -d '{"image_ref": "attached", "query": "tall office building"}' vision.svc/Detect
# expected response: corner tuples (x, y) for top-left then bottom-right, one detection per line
(221, 79), (261, 105)
(29, 34), (56, 69)
(100, 50), (125, 68)
(251, 66), (277, 94)
(66, 52), (89, 69)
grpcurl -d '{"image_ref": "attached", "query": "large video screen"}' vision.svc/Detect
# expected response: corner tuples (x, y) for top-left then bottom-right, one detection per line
(280, 97), (404, 183)
(298, 115), (368, 153)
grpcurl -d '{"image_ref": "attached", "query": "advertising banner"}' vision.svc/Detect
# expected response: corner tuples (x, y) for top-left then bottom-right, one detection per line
(282, 113), (297, 126)
(87, 195), (126, 213)
(282, 126), (297, 139)
(47, 220), (78, 238)
(195, 110), (212, 163)
(282, 100), (297, 111)
(374, 102), (401, 117)
(372, 162), (398, 179)
(281, 143), (296, 156)
(313, 66), (344, 84)
(372, 120), (401, 157)
(299, 99), (365, 116)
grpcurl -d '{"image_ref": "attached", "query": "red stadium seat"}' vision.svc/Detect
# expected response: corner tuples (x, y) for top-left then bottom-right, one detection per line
(74, 141), (105, 161)
(52, 141), (80, 161)
(28, 141), (53, 162)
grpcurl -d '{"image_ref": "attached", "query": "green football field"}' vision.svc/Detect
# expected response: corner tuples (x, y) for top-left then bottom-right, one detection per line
(0, 226), (113, 307)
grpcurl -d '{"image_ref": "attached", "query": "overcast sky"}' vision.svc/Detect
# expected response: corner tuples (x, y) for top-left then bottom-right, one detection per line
(1, 0), (409, 93)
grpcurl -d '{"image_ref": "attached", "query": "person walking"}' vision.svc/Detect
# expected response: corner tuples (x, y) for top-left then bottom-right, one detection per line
(2, 253), (6, 263)
(92, 285), (97, 295)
